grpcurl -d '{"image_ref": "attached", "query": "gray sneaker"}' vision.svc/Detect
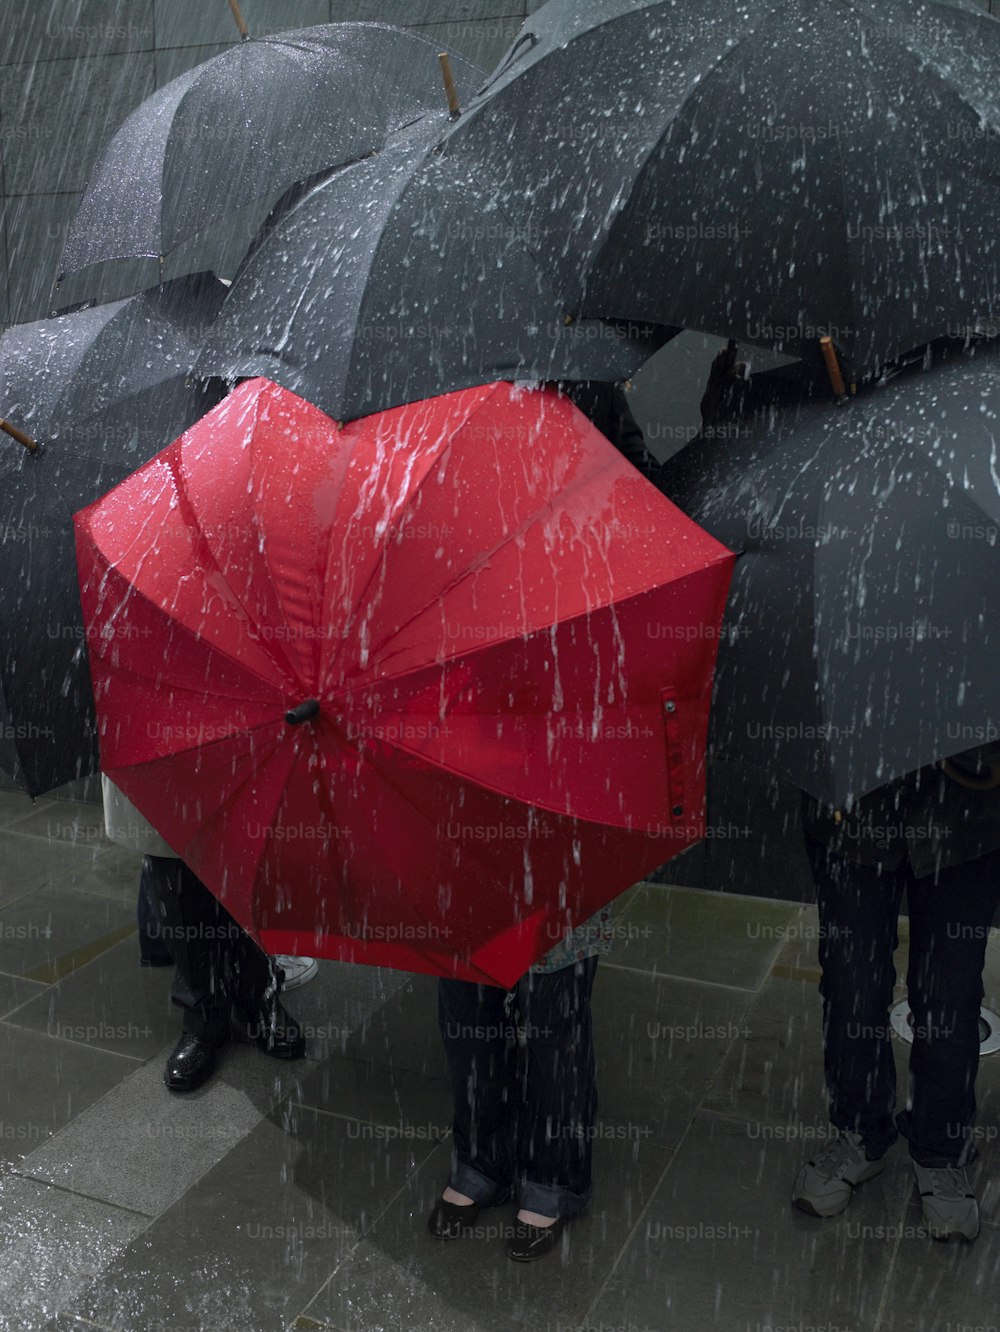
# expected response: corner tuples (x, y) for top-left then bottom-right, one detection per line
(913, 1163), (979, 1243)
(791, 1130), (886, 1217)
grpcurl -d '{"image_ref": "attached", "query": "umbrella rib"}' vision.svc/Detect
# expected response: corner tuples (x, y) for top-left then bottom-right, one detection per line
(348, 738), (546, 935)
(323, 385), (499, 687)
(163, 427), (308, 692)
(357, 439), (637, 676)
(87, 555), (290, 701)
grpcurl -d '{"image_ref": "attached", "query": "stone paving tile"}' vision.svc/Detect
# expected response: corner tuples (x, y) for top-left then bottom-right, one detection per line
(614, 882), (800, 988)
(0, 793), (55, 830)
(878, 1193), (1000, 1332)
(0, 832), (123, 903)
(701, 971), (832, 1132)
(344, 974), (449, 1082)
(18, 1044), (310, 1217)
(595, 963), (754, 1148)
(588, 1112), (913, 1332)
(69, 1104), (436, 1332)
(283, 959), (413, 1064)
(5, 937), (175, 1059)
(0, 1168), (147, 1332)
(292, 1049), (452, 1134)
(0, 968), (46, 1018)
(301, 1133), (671, 1332)
(10, 800), (113, 849)
(0, 1023), (137, 1166)
(0, 882), (135, 981)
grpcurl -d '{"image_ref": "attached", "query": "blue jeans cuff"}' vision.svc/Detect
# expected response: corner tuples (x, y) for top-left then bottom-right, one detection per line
(518, 1178), (590, 1220)
(449, 1160), (508, 1206)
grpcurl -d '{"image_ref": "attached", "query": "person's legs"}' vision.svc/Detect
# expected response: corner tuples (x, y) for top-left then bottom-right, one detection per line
(143, 855), (302, 1089)
(514, 957), (599, 1224)
(792, 840), (907, 1217)
(809, 839), (907, 1155)
(431, 977), (516, 1236)
(137, 858), (172, 967)
(899, 849), (1000, 1164)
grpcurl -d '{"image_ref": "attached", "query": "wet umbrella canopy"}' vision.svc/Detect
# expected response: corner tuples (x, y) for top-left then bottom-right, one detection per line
(75, 378), (734, 985)
(0, 275), (225, 795)
(662, 340), (1000, 805)
(57, 22), (484, 296)
(197, 122), (674, 421)
(0, 273), (225, 440)
(446, 0), (1000, 379)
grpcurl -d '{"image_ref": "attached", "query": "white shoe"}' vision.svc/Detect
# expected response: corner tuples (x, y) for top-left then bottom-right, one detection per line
(274, 955), (318, 990)
(792, 1130), (886, 1218)
(913, 1163), (980, 1243)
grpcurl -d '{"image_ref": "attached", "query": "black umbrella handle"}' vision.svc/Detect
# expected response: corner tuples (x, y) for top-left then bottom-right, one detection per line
(285, 699), (320, 726)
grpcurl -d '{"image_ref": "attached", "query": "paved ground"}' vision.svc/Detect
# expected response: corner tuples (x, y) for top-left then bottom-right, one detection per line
(1, 791), (999, 1332)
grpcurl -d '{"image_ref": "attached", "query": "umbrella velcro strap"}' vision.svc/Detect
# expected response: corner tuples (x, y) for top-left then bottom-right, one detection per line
(661, 692), (686, 819)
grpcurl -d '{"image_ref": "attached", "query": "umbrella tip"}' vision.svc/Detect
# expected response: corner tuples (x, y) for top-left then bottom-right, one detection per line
(285, 699), (321, 726)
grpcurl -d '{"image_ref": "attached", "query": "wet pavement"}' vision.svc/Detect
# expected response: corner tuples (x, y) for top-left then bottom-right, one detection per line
(1, 791), (998, 1332)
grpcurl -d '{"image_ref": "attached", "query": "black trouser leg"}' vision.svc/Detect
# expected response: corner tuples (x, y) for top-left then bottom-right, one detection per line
(898, 849), (1000, 1166)
(143, 855), (276, 1040)
(807, 838), (906, 1157)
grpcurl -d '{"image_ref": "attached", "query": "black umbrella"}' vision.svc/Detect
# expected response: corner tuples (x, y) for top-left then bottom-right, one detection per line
(196, 122), (674, 421)
(659, 339), (1000, 805)
(0, 276), (225, 796)
(442, 0), (1000, 381)
(57, 21), (484, 301)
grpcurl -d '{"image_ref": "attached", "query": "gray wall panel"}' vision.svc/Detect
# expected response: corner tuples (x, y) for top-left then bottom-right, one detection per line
(153, 0), (332, 48)
(153, 43), (237, 87)
(0, 198), (8, 327)
(1, 51), (155, 196)
(411, 15), (522, 71)
(330, 1), (522, 20)
(0, 1), (154, 68)
(4, 191), (80, 323)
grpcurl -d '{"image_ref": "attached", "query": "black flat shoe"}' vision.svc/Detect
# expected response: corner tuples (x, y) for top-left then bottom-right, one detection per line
(506, 1217), (566, 1262)
(236, 998), (306, 1059)
(427, 1196), (487, 1240)
(164, 1031), (223, 1092)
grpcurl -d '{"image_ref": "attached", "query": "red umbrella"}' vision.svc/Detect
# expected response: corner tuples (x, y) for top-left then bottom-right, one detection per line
(75, 378), (734, 986)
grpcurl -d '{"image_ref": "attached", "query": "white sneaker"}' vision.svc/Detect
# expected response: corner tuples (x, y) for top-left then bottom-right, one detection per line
(913, 1163), (979, 1243)
(792, 1130), (886, 1218)
(274, 955), (318, 990)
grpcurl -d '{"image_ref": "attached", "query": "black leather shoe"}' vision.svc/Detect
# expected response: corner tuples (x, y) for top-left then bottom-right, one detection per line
(164, 1031), (222, 1092)
(427, 1196), (486, 1240)
(427, 1187), (510, 1240)
(506, 1217), (566, 1262)
(236, 999), (306, 1059)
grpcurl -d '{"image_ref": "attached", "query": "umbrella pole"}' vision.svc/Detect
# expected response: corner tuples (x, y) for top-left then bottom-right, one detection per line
(439, 53), (461, 118)
(228, 0), (251, 40)
(0, 418), (40, 455)
(820, 336), (848, 399)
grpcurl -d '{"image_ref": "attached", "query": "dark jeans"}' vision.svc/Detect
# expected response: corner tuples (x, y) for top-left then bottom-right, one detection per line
(808, 840), (1000, 1167)
(142, 855), (277, 1040)
(438, 957), (599, 1219)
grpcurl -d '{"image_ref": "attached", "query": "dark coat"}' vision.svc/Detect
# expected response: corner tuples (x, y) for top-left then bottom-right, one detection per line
(562, 381), (660, 484)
